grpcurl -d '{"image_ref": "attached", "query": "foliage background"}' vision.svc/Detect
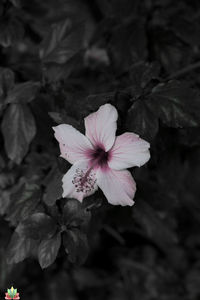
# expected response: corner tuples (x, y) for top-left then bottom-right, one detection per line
(0, 0), (200, 299)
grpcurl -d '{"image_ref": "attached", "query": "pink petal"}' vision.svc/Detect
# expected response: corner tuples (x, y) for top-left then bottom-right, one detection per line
(62, 161), (98, 202)
(84, 104), (118, 151)
(53, 125), (93, 164)
(108, 132), (150, 170)
(97, 168), (136, 206)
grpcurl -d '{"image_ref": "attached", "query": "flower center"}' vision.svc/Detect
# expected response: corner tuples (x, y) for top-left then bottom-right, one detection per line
(72, 146), (110, 194)
(90, 146), (110, 167)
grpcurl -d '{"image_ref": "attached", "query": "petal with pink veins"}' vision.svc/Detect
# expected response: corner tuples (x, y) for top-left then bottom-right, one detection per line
(62, 161), (98, 202)
(84, 104), (118, 151)
(97, 168), (136, 206)
(53, 125), (93, 164)
(108, 132), (150, 170)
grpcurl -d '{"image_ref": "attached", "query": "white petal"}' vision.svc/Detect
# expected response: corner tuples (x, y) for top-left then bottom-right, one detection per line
(53, 124), (93, 164)
(84, 103), (118, 151)
(108, 132), (150, 170)
(62, 161), (98, 202)
(97, 168), (136, 206)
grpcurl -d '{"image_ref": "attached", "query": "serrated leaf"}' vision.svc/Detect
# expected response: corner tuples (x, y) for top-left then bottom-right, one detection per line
(63, 229), (89, 265)
(16, 212), (57, 240)
(5, 81), (40, 104)
(38, 233), (61, 269)
(40, 19), (84, 64)
(1, 104), (36, 164)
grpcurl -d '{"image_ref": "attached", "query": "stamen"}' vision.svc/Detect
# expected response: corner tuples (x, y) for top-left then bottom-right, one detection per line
(72, 167), (97, 194)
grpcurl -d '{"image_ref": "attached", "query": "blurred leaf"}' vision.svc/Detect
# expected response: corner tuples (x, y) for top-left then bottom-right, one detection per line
(9, 0), (21, 7)
(63, 229), (89, 265)
(130, 61), (160, 93)
(127, 100), (158, 141)
(5, 81), (40, 104)
(0, 17), (24, 48)
(48, 111), (81, 128)
(73, 268), (106, 289)
(171, 16), (200, 46)
(39, 19), (84, 64)
(152, 28), (190, 73)
(96, 0), (140, 19)
(38, 233), (61, 269)
(128, 81), (200, 140)
(133, 199), (178, 252)
(63, 199), (91, 230)
(109, 19), (147, 71)
(42, 52), (82, 83)
(0, 68), (15, 98)
(0, 171), (16, 189)
(178, 128), (200, 147)
(7, 232), (37, 264)
(43, 165), (63, 206)
(16, 212), (57, 240)
(4, 179), (41, 226)
(151, 81), (200, 127)
(2, 104), (36, 164)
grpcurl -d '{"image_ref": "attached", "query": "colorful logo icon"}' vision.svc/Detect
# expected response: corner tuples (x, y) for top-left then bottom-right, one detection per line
(5, 287), (20, 299)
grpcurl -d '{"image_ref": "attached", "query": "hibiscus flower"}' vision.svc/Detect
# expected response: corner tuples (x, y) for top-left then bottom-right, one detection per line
(53, 104), (150, 206)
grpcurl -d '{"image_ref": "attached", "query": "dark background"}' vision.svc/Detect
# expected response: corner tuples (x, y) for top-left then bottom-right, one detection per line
(0, 0), (200, 299)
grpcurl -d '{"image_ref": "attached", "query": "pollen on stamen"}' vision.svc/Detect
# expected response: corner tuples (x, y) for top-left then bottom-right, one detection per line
(72, 168), (97, 193)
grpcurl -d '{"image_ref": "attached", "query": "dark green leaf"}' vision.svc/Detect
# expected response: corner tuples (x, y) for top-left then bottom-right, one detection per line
(16, 212), (57, 240)
(63, 229), (89, 265)
(39, 19), (84, 64)
(38, 233), (61, 269)
(2, 104), (36, 164)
